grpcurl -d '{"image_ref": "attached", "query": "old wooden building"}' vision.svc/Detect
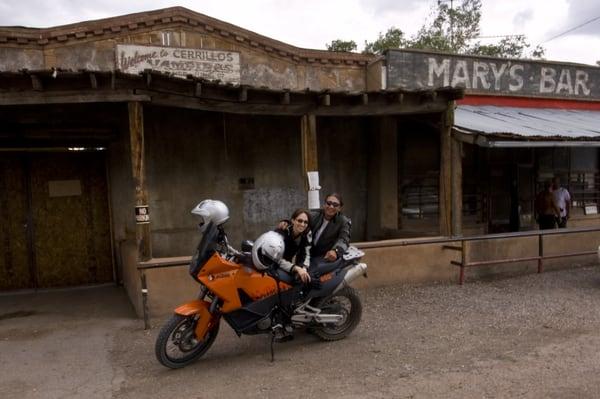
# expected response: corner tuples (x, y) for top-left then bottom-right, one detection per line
(1, 8), (598, 318)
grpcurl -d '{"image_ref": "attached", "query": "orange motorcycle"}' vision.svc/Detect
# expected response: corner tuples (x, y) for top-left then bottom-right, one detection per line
(155, 200), (368, 369)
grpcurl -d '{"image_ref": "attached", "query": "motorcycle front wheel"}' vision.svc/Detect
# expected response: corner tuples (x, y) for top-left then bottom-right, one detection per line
(155, 314), (220, 369)
(312, 286), (362, 341)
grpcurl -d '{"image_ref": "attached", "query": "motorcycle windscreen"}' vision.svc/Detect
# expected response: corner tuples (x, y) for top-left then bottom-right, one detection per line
(189, 222), (219, 280)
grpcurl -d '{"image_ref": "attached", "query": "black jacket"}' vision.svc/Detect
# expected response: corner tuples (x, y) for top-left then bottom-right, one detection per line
(274, 226), (311, 272)
(309, 209), (351, 258)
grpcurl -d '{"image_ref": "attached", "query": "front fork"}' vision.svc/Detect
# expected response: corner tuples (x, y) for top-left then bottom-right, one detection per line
(174, 284), (220, 340)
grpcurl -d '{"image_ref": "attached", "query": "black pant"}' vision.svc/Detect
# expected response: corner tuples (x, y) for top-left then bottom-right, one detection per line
(538, 214), (556, 230)
(557, 217), (567, 228)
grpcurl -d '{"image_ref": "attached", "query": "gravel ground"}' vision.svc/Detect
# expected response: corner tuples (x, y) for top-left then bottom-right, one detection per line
(3, 266), (600, 398)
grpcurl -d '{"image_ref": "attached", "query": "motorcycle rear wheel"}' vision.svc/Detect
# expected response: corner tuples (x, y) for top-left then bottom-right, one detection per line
(155, 313), (219, 369)
(312, 286), (362, 341)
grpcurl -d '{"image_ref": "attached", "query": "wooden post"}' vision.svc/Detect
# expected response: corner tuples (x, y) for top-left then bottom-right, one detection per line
(439, 102), (454, 236)
(301, 114), (318, 208)
(451, 137), (463, 236)
(301, 114), (318, 176)
(128, 101), (152, 262)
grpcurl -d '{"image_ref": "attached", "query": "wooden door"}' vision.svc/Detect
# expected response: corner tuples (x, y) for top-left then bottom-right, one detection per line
(30, 153), (113, 288)
(0, 155), (33, 290)
(0, 152), (113, 290)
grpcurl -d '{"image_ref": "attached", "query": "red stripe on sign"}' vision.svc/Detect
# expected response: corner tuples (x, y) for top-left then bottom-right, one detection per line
(458, 95), (600, 110)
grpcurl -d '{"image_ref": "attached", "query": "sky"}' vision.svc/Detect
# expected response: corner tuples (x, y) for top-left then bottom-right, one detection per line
(0, 0), (599, 66)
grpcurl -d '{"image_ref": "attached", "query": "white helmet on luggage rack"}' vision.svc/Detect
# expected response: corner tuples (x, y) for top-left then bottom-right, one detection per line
(191, 200), (229, 232)
(252, 231), (284, 271)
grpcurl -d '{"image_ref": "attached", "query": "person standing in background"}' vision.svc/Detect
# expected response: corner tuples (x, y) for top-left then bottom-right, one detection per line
(552, 176), (571, 228)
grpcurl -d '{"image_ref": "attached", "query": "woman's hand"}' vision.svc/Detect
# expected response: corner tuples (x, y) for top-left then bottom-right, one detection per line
(294, 266), (311, 284)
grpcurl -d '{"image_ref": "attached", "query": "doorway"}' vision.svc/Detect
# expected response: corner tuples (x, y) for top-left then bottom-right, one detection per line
(0, 152), (113, 290)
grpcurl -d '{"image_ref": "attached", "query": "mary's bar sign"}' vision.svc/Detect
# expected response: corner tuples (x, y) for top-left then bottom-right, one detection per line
(386, 49), (600, 100)
(116, 44), (240, 84)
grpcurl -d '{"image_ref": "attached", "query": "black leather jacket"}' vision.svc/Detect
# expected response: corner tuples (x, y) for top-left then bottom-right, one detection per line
(309, 209), (351, 258)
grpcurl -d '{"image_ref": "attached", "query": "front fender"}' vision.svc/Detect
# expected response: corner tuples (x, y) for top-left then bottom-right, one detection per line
(174, 300), (210, 316)
(174, 300), (218, 340)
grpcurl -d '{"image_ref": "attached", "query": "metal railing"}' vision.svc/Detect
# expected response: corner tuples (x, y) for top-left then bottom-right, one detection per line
(136, 226), (600, 328)
(441, 227), (600, 284)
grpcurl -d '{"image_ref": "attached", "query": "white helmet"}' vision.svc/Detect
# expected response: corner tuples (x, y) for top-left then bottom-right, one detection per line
(191, 200), (229, 232)
(252, 231), (285, 271)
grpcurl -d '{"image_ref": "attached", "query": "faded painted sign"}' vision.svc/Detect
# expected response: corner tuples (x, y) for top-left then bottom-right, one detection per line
(387, 50), (600, 99)
(116, 44), (240, 83)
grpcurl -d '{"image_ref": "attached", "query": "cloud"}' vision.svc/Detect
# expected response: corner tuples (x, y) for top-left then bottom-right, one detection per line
(544, 0), (600, 39)
(358, 0), (426, 15)
(512, 9), (533, 28)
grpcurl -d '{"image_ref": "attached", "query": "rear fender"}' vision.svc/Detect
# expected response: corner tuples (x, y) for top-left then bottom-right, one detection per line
(174, 300), (218, 340)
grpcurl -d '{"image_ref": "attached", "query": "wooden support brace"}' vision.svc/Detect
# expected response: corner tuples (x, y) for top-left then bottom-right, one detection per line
(282, 91), (290, 105)
(30, 75), (42, 91)
(361, 93), (368, 105)
(128, 101), (152, 262)
(89, 73), (97, 89)
(145, 72), (152, 87)
(195, 82), (202, 97)
(238, 86), (248, 102)
(301, 114), (318, 189)
(321, 93), (330, 106)
(110, 71), (116, 90)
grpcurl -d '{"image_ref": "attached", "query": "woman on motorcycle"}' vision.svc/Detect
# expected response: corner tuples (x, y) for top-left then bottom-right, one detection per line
(275, 209), (312, 284)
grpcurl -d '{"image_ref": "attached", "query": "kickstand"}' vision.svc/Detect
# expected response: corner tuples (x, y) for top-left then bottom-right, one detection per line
(270, 334), (275, 362)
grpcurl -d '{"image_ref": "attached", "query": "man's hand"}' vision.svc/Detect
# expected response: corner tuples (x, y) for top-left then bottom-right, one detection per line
(324, 250), (337, 262)
(294, 266), (311, 284)
(277, 220), (290, 230)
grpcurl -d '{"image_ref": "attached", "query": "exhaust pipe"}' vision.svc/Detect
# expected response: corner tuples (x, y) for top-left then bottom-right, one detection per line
(333, 263), (368, 293)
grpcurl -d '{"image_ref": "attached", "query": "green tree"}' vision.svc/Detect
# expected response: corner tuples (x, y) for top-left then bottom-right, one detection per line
(411, 0), (481, 53)
(358, 0), (544, 59)
(326, 39), (358, 52)
(363, 27), (407, 55)
(470, 35), (545, 59)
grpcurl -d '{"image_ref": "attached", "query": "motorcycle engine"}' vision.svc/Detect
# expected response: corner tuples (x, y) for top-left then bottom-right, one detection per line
(256, 316), (272, 330)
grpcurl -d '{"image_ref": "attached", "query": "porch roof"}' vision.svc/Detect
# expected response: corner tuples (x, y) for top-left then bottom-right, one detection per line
(0, 69), (463, 117)
(453, 105), (600, 147)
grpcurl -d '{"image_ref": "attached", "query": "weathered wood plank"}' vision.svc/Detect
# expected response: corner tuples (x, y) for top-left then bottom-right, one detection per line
(301, 114), (318, 189)
(128, 101), (152, 261)
(0, 91), (150, 105)
(439, 103), (453, 236)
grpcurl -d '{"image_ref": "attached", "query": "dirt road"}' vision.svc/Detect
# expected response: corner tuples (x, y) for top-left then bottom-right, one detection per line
(2, 266), (600, 398)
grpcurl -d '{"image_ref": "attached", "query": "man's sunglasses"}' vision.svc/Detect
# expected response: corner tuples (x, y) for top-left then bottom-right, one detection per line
(325, 200), (341, 208)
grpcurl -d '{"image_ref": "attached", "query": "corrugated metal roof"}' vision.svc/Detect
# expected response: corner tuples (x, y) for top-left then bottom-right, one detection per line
(455, 105), (600, 139)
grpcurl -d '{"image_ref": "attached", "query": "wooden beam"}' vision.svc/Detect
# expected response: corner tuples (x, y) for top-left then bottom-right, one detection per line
(238, 86), (248, 102)
(128, 101), (152, 261)
(0, 91), (150, 106)
(89, 73), (97, 89)
(451, 136), (463, 236)
(301, 114), (318, 189)
(439, 102), (454, 236)
(362, 93), (368, 105)
(30, 74), (43, 91)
